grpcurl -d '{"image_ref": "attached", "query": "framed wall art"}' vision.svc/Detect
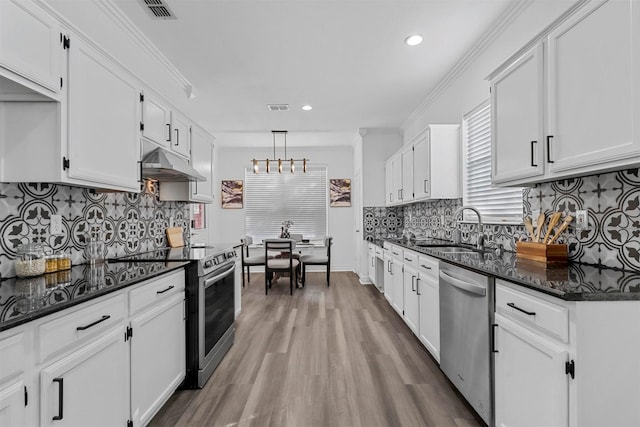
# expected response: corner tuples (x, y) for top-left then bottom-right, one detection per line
(330, 178), (351, 207)
(221, 180), (243, 209)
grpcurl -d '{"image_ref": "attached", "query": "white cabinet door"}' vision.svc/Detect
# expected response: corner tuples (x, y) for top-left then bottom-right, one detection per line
(130, 293), (185, 427)
(413, 133), (430, 200)
(141, 92), (171, 148)
(40, 328), (128, 427)
(491, 44), (545, 184)
(402, 263), (419, 335)
(368, 250), (377, 286)
(190, 127), (214, 202)
(494, 313), (569, 427)
(391, 248), (404, 316)
(392, 154), (403, 204)
(170, 112), (191, 158)
(66, 34), (140, 192)
(384, 160), (394, 206)
(383, 251), (393, 303)
(0, 379), (27, 427)
(417, 273), (439, 361)
(401, 145), (414, 203)
(0, 0), (60, 95)
(546, 0), (637, 175)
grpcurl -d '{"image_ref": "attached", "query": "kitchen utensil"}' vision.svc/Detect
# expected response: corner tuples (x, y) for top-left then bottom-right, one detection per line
(548, 215), (574, 244)
(534, 212), (545, 242)
(166, 227), (185, 247)
(523, 216), (535, 241)
(542, 212), (563, 244)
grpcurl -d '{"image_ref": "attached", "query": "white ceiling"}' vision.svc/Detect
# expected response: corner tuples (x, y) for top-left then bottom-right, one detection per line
(112, 0), (514, 134)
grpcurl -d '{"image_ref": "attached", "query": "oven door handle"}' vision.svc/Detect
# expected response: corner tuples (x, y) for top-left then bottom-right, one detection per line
(204, 263), (235, 289)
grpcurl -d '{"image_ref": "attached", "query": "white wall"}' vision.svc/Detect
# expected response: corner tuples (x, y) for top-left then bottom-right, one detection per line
(211, 143), (356, 271)
(402, 1), (578, 142)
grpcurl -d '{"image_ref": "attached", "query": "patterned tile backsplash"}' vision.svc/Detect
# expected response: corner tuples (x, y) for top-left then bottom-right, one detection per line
(0, 182), (190, 278)
(365, 168), (640, 272)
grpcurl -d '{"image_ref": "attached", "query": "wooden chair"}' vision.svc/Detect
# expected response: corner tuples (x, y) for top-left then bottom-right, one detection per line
(301, 236), (333, 287)
(264, 239), (299, 295)
(240, 235), (269, 288)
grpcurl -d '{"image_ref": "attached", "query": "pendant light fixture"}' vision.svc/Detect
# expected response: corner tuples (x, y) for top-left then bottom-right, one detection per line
(252, 131), (309, 173)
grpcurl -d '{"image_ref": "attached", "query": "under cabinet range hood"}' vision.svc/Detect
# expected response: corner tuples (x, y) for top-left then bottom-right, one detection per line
(141, 148), (206, 182)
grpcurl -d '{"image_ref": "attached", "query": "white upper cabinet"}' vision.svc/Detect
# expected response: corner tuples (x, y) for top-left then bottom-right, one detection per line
(159, 125), (214, 203)
(384, 159), (394, 205)
(0, 0), (61, 99)
(140, 92), (171, 148)
(170, 111), (191, 158)
(66, 33), (140, 192)
(491, 44), (545, 184)
(546, 0), (637, 175)
(386, 124), (460, 205)
(488, 0), (640, 186)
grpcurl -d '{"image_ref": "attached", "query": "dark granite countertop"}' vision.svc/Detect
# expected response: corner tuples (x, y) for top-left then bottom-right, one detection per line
(0, 261), (189, 332)
(370, 238), (640, 301)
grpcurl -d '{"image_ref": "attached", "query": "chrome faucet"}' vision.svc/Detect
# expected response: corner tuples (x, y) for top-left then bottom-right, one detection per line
(451, 206), (485, 250)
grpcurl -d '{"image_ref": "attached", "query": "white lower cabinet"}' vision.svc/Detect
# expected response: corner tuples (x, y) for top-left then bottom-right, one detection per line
(0, 268), (186, 427)
(383, 244), (393, 304)
(367, 244), (377, 286)
(130, 293), (185, 427)
(40, 328), (129, 427)
(0, 378), (27, 427)
(391, 246), (404, 316)
(402, 252), (419, 335)
(494, 313), (569, 427)
(417, 254), (439, 361)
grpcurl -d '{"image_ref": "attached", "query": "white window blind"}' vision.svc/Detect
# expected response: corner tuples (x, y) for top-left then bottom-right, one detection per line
(244, 165), (328, 242)
(463, 101), (523, 223)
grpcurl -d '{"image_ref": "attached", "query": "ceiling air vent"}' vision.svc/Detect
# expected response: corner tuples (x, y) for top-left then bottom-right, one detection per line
(267, 104), (290, 111)
(138, 0), (176, 20)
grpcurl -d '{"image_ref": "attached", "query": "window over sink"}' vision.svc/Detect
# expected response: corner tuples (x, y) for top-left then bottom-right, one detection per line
(463, 100), (523, 223)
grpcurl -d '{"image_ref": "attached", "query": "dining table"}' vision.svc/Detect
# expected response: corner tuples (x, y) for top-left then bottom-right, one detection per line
(249, 240), (325, 285)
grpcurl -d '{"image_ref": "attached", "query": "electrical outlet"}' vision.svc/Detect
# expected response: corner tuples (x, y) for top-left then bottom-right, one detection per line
(50, 215), (63, 235)
(575, 210), (588, 230)
(441, 214), (446, 226)
(169, 216), (175, 228)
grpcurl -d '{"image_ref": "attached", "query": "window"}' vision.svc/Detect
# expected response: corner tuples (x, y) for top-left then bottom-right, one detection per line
(463, 101), (523, 223)
(244, 165), (328, 242)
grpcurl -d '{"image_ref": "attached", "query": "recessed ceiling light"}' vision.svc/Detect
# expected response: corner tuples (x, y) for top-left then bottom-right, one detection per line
(302, 105), (313, 111)
(404, 34), (423, 46)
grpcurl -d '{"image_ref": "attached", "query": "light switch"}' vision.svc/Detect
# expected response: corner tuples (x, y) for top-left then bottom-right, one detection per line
(575, 210), (588, 230)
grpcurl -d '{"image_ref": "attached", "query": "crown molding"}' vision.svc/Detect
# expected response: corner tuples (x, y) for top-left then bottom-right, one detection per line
(401, 0), (534, 132)
(95, 0), (195, 99)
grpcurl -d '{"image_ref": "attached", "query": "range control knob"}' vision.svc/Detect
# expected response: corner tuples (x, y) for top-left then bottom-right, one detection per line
(204, 260), (213, 268)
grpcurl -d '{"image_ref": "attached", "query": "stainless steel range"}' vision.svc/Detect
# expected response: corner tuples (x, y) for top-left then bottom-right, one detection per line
(115, 244), (237, 388)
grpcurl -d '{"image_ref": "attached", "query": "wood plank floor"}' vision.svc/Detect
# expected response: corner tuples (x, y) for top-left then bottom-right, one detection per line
(149, 271), (483, 427)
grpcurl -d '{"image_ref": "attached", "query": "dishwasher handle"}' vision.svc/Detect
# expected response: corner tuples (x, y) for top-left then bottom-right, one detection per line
(439, 270), (486, 296)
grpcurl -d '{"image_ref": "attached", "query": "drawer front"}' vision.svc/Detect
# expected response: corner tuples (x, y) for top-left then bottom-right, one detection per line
(496, 281), (569, 343)
(375, 246), (383, 257)
(383, 241), (392, 250)
(39, 293), (125, 363)
(417, 254), (438, 280)
(368, 244), (375, 255)
(391, 245), (403, 259)
(129, 269), (185, 316)
(402, 249), (418, 268)
(0, 331), (26, 382)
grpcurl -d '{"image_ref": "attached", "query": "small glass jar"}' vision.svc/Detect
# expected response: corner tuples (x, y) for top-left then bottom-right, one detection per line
(44, 272), (58, 287)
(15, 243), (46, 277)
(45, 254), (59, 273)
(57, 252), (72, 271)
(56, 269), (71, 286)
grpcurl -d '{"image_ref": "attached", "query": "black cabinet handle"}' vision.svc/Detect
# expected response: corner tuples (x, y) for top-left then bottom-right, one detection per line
(52, 378), (63, 420)
(76, 315), (110, 331)
(492, 324), (499, 353)
(507, 302), (536, 316)
(416, 278), (421, 296)
(546, 135), (554, 163)
(411, 276), (416, 292)
(424, 180), (428, 193)
(156, 285), (175, 294)
(420, 264), (432, 270)
(166, 123), (171, 142)
(530, 140), (538, 167)
(175, 129), (180, 146)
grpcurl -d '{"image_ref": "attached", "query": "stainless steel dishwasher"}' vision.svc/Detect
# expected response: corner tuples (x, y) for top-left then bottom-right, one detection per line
(439, 261), (494, 426)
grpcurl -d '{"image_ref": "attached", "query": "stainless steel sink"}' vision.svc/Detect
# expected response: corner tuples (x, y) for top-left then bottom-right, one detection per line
(429, 246), (479, 254)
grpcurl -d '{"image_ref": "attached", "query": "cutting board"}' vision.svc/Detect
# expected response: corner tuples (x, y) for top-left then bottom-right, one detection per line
(166, 227), (185, 248)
